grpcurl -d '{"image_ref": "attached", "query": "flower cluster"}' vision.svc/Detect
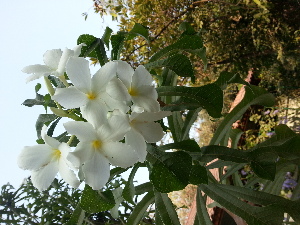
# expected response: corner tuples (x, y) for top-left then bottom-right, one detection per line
(18, 45), (171, 191)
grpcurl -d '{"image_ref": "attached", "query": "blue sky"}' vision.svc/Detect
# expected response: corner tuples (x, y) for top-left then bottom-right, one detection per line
(0, 0), (119, 187)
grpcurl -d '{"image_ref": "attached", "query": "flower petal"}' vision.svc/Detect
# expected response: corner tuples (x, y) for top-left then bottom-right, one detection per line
(125, 129), (147, 162)
(101, 142), (138, 168)
(116, 60), (134, 89)
(97, 114), (130, 142)
(58, 158), (80, 188)
(68, 141), (95, 165)
(80, 99), (108, 128)
(73, 43), (85, 57)
(31, 160), (58, 191)
(43, 49), (62, 69)
(82, 152), (110, 190)
(18, 145), (53, 170)
(133, 111), (172, 122)
(91, 61), (117, 94)
(64, 121), (97, 141)
(66, 57), (91, 93)
(22, 64), (53, 74)
(132, 65), (153, 87)
(101, 92), (129, 113)
(57, 48), (74, 76)
(52, 86), (88, 109)
(106, 77), (131, 102)
(41, 125), (61, 149)
(132, 95), (160, 112)
(133, 121), (165, 143)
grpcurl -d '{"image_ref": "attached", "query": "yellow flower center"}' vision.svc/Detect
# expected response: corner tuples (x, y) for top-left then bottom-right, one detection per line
(128, 87), (138, 96)
(52, 149), (61, 160)
(86, 92), (96, 100)
(92, 140), (102, 150)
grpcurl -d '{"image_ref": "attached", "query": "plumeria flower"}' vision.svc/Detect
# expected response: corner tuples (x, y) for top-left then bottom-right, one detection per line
(52, 57), (130, 126)
(125, 111), (172, 162)
(22, 44), (85, 83)
(64, 114), (138, 190)
(116, 61), (160, 112)
(17, 125), (80, 191)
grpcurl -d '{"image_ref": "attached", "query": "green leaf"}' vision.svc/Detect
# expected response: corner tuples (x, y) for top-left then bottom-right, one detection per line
(195, 188), (213, 225)
(150, 151), (192, 192)
(127, 23), (150, 42)
(158, 139), (201, 152)
(179, 22), (197, 35)
(150, 35), (203, 62)
(122, 164), (139, 203)
(210, 85), (275, 145)
(35, 114), (57, 139)
(181, 108), (202, 141)
(111, 32), (126, 60)
(155, 191), (181, 225)
(101, 26), (113, 49)
(66, 203), (85, 225)
(214, 71), (249, 90)
(127, 191), (155, 225)
(167, 112), (184, 142)
(201, 183), (300, 224)
(80, 185), (115, 213)
(35, 83), (41, 92)
(157, 84), (223, 118)
(189, 164), (208, 185)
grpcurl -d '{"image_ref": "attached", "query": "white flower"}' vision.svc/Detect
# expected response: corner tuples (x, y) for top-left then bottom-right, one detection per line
(126, 111), (172, 162)
(52, 58), (130, 126)
(22, 44), (84, 83)
(17, 125), (80, 191)
(64, 114), (138, 190)
(116, 61), (160, 112)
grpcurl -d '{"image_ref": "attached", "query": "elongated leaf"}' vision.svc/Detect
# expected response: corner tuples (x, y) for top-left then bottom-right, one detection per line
(150, 151), (192, 192)
(122, 164), (139, 203)
(155, 191), (181, 225)
(200, 184), (284, 225)
(195, 188), (213, 225)
(168, 111), (184, 142)
(135, 182), (153, 195)
(158, 84), (223, 118)
(214, 71), (249, 90)
(80, 185), (115, 213)
(35, 114), (57, 139)
(150, 35), (203, 62)
(111, 32), (126, 60)
(210, 85), (275, 145)
(66, 203), (85, 225)
(158, 139), (201, 152)
(181, 108), (201, 141)
(127, 191), (155, 225)
(127, 23), (149, 42)
(189, 164), (208, 185)
(101, 26), (113, 48)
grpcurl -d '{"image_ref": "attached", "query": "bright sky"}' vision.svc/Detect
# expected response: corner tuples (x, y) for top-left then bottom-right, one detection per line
(0, 0), (121, 187)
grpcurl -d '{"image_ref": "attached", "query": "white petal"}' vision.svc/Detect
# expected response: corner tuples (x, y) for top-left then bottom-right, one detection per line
(80, 100), (108, 128)
(133, 111), (172, 122)
(116, 60), (134, 89)
(106, 77), (131, 101)
(18, 145), (53, 170)
(58, 158), (80, 188)
(66, 57), (91, 93)
(43, 49), (62, 69)
(41, 125), (61, 149)
(102, 142), (138, 168)
(58, 143), (78, 169)
(64, 121), (97, 141)
(132, 96), (160, 112)
(52, 87), (88, 109)
(132, 65), (153, 87)
(82, 152), (110, 190)
(101, 92), (129, 113)
(73, 43), (85, 57)
(134, 121), (165, 143)
(91, 61), (117, 93)
(125, 129), (147, 162)
(31, 160), (58, 191)
(57, 48), (74, 76)
(22, 64), (53, 74)
(69, 141), (95, 165)
(97, 114), (130, 142)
